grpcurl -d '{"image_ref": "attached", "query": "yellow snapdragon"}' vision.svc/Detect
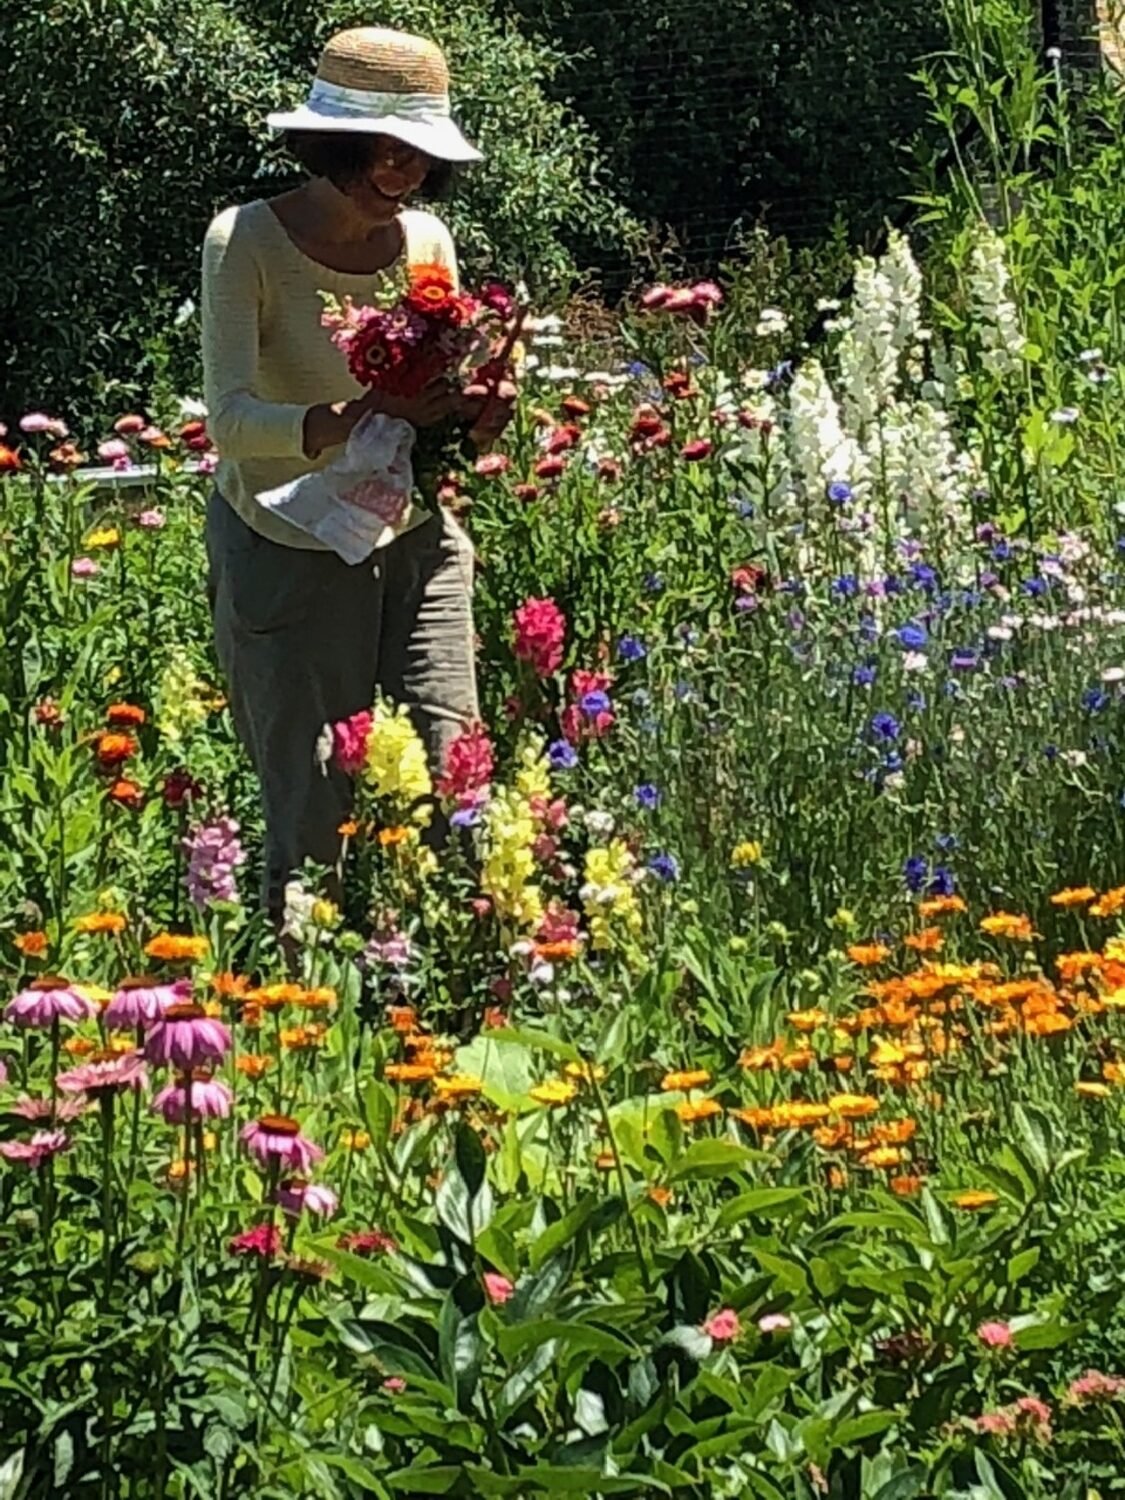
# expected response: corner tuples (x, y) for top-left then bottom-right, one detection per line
(581, 839), (642, 952)
(364, 706), (432, 806)
(481, 786), (542, 932)
(513, 737), (551, 803)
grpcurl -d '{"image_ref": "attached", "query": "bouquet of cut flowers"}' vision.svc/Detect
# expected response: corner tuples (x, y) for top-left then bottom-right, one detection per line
(256, 264), (518, 563)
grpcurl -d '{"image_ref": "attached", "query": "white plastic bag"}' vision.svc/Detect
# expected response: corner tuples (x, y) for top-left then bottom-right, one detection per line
(255, 410), (417, 564)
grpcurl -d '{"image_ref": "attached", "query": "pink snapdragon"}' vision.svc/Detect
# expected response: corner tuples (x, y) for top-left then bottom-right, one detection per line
(332, 709), (373, 774)
(437, 722), (494, 798)
(512, 597), (566, 678)
(184, 813), (246, 908)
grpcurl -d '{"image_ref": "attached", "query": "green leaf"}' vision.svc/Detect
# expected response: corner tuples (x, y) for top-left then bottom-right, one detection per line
(485, 1027), (582, 1064)
(53, 1432), (73, 1489)
(1012, 1103), (1051, 1180)
(833, 1410), (898, 1446)
(1006, 1248), (1039, 1284)
(384, 1466), (461, 1493)
(1012, 1319), (1082, 1351)
(0, 1452), (24, 1500)
(659, 1325), (711, 1361)
(529, 1193), (615, 1271)
(454, 1123), (486, 1199)
(871, 1471), (927, 1500)
(497, 1318), (634, 1363)
(512, 1466), (667, 1494)
(714, 1188), (807, 1228)
(666, 1140), (761, 1183)
(320, 1455), (391, 1497)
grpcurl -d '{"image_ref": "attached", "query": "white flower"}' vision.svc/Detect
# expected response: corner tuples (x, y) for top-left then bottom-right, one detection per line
(1102, 667), (1125, 683)
(1062, 749), (1088, 768)
(583, 810), (615, 838)
(967, 226), (1026, 378)
(902, 651), (929, 673)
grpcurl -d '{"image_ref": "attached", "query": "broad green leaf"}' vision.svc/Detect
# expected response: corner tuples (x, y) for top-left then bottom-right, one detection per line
(666, 1140), (761, 1183)
(714, 1187), (807, 1228)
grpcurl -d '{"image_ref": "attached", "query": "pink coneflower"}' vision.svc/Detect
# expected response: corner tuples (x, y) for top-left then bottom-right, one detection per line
(9, 1095), (88, 1122)
(56, 1050), (148, 1096)
(704, 1308), (741, 1342)
(229, 1223), (282, 1258)
(151, 1072), (233, 1123)
(0, 1129), (69, 1167)
(105, 975), (189, 1030)
(71, 558), (100, 579)
(977, 1320), (1014, 1349)
(483, 1272), (514, 1305)
(757, 1313), (793, 1334)
(276, 1177), (339, 1219)
(241, 1114), (323, 1172)
(5, 977), (95, 1028)
(336, 1228), (397, 1256)
(136, 508), (166, 530)
(144, 1002), (231, 1070)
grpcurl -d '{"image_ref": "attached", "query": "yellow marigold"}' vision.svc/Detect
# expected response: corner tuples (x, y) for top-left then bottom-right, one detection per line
(1056, 951), (1104, 983)
(781, 1047), (815, 1072)
(1103, 1061), (1125, 1085)
(74, 911), (126, 935)
(432, 1074), (483, 1101)
(1076, 1080), (1111, 1099)
(378, 825), (411, 848)
(247, 982), (304, 1010)
(660, 1068), (711, 1092)
(300, 986), (337, 1010)
(859, 1144), (904, 1169)
(385, 1061), (438, 1084)
(772, 1100), (830, 1129)
(144, 932), (210, 962)
(340, 1128), (372, 1150)
(979, 912), (1034, 941)
(1050, 886), (1097, 909)
(730, 840), (762, 868)
(918, 894), (967, 918)
(676, 1098), (722, 1124)
(563, 1061), (606, 1083)
(847, 943), (891, 967)
(729, 1105), (775, 1130)
(952, 1189), (999, 1211)
(829, 1092), (880, 1120)
(582, 839), (642, 953)
(13, 930), (49, 956)
(1091, 886), (1125, 918)
(280, 1024), (328, 1051)
(787, 1008), (829, 1032)
(904, 927), (944, 954)
(529, 1078), (577, 1107)
(364, 705), (432, 805)
(85, 526), (120, 549)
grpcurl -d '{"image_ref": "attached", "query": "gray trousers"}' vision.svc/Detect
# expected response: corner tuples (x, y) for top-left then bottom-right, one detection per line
(205, 491), (478, 914)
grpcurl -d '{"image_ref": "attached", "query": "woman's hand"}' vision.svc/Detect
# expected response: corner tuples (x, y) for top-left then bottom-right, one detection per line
(458, 378), (518, 452)
(303, 379), (459, 459)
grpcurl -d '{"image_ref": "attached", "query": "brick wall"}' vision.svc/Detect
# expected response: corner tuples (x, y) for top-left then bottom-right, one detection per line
(1058, 0), (1124, 70)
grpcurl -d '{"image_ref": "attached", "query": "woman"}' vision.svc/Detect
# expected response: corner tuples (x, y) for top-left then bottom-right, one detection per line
(201, 26), (509, 918)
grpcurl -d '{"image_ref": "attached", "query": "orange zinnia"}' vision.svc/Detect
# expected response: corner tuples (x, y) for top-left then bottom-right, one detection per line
(145, 933), (210, 962)
(74, 911), (127, 935)
(235, 1054), (273, 1078)
(95, 731), (137, 767)
(918, 894), (967, 918)
(386, 1005), (417, 1033)
(904, 927), (943, 954)
(676, 1099), (722, 1124)
(108, 778), (144, 808)
(1090, 886), (1125, 918)
(660, 1068), (711, 1092)
(106, 701), (146, 727)
(535, 939), (582, 962)
(385, 1062), (438, 1084)
(979, 912), (1034, 941)
(13, 930), (48, 957)
(1050, 886), (1096, 908)
(847, 943), (891, 967)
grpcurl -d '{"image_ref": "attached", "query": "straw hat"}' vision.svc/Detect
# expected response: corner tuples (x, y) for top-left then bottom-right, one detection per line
(266, 27), (481, 162)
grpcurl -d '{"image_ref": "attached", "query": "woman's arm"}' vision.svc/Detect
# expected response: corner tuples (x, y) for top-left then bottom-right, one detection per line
(201, 208), (332, 462)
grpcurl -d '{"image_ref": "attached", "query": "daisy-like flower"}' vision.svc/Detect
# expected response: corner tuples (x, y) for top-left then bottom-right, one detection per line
(275, 1177), (339, 1219)
(0, 1130), (69, 1167)
(9, 1095), (88, 1122)
(105, 976), (190, 1030)
(151, 1072), (233, 1123)
(241, 1114), (323, 1172)
(5, 977), (96, 1028)
(143, 1003), (231, 1070)
(56, 1050), (148, 1096)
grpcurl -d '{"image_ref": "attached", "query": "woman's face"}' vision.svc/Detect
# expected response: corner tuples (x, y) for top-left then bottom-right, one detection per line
(348, 135), (432, 221)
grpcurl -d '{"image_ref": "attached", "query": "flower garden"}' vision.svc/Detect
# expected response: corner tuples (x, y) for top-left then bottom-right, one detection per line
(5, 32), (1125, 1497)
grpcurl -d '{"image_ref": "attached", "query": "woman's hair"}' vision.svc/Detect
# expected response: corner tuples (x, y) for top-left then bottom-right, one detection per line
(280, 130), (455, 201)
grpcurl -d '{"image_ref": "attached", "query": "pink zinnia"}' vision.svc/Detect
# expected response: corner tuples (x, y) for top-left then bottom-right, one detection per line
(437, 722), (495, 798)
(105, 975), (189, 1031)
(241, 1114), (323, 1172)
(151, 1072), (233, 1123)
(703, 1308), (741, 1342)
(977, 1320), (1013, 1349)
(513, 597), (567, 678)
(483, 1272), (515, 1305)
(0, 1129), (69, 1167)
(144, 1003), (231, 1070)
(5, 977), (95, 1028)
(97, 438), (130, 463)
(71, 558), (99, 579)
(56, 1050), (148, 1096)
(1067, 1369), (1125, 1404)
(229, 1223), (282, 1258)
(332, 709), (373, 775)
(20, 412), (68, 438)
(276, 1177), (339, 1219)
(136, 508), (166, 530)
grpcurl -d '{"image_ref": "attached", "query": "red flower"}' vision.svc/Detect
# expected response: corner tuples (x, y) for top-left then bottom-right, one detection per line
(179, 420), (211, 452)
(544, 424), (581, 455)
(681, 438), (713, 462)
(229, 1222), (282, 1257)
(107, 701), (146, 727)
(534, 455), (567, 480)
(337, 1228), (397, 1256)
(162, 769), (202, 808)
(108, 778), (144, 810)
(513, 484), (540, 503)
(0, 445), (22, 473)
(95, 731), (137, 768)
(560, 395), (591, 419)
(404, 261), (460, 322)
(437, 722), (494, 798)
(512, 597), (567, 677)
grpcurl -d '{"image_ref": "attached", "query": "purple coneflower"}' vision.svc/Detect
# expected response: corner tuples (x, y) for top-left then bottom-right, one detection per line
(5, 977), (96, 1028)
(56, 1050), (148, 1096)
(241, 1114), (323, 1172)
(105, 975), (189, 1031)
(9, 1095), (88, 1122)
(151, 1072), (233, 1124)
(144, 1003), (231, 1070)
(276, 1177), (338, 1219)
(0, 1130), (69, 1167)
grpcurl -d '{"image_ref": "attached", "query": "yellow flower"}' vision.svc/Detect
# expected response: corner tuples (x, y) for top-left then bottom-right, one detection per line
(1075, 1081), (1111, 1099)
(660, 1068), (711, 1092)
(980, 912), (1034, 941)
(730, 840), (762, 868)
(85, 526), (120, 549)
(156, 651), (215, 744)
(310, 899), (340, 929)
(529, 1079), (577, 1107)
(1091, 887), (1125, 918)
(563, 1061), (606, 1083)
(1107, 937), (1125, 964)
(513, 738), (551, 803)
(144, 933), (210, 962)
(481, 786), (542, 932)
(676, 1098), (722, 1124)
(952, 1189), (999, 1211)
(340, 1128), (372, 1151)
(73, 911), (126, 935)
(829, 1092), (880, 1120)
(582, 839), (642, 952)
(433, 1074), (483, 1101)
(1050, 886), (1096, 908)
(365, 705), (432, 805)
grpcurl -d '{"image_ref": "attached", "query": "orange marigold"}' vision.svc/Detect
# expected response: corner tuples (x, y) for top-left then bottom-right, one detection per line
(144, 933), (210, 962)
(787, 1008), (829, 1032)
(781, 1048), (815, 1072)
(1103, 1061), (1125, 1085)
(1090, 886), (1125, 919)
(378, 826), (411, 848)
(729, 1106), (775, 1131)
(385, 1061), (438, 1084)
(918, 894), (967, 918)
(829, 1092), (880, 1120)
(847, 943), (891, 967)
(979, 912), (1034, 942)
(106, 701), (146, 727)
(210, 971), (250, 999)
(387, 1005), (417, 1033)
(74, 911), (127, 935)
(772, 1100), (831, 1129)
(660, 1068), (711, 1092)
(739, 1043), (782, 1071)
(1050, 886), (1096, 909)
(676, 1098), (722, 1124)
(859, 1144), (905, 1169)
(1055, 951), (1103, 984)
(235, 1054), (273, 1078)
(890, 1174), (923, 1197)
(904, 927), (943, 954)
(12, 930), (48, 957)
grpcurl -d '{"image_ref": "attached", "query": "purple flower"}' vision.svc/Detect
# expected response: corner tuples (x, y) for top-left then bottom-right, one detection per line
(904, 855), (928, 893)
(242, 1115), (323, 1172)
(548, 740), (578, 770)
(648, 852), (679, 882)
(617, 635), (647, 663)
(929, 866), (956, 897)
(634, 783), (661, 810)
(869, 712), (900, 742)
(144, 1004), (231, 1070)
(5, 979), (95, 1028)
(151, 1074), (233, 1123)
(580, 690), (611, 717)
(105, 976), (189, 1030)
(827, 481), (853, 505)
(896, 623), (928, 649)
(137, 508), (166, 530)
(70, 558), (100, 579)
(184, 813), (245, 909)
(276, 1177), (339, 1219)
(56, 1051), (148, 1096)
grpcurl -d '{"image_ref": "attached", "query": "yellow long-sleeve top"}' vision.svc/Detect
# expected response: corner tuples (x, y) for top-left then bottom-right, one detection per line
(201, 198), (459, 549)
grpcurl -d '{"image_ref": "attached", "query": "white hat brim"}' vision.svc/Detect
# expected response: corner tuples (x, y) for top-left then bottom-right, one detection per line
(266, 106), (482, 163)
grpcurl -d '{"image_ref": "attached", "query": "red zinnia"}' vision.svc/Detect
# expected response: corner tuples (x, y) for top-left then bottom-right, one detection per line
(95, 731), (137, 767)
(0, 445), (22, 473)
(404, 262), (460, 322)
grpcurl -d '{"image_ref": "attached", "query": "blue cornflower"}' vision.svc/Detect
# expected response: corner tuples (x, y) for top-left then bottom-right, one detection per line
(870, 711), (901, 742)
(909, 563), (938, 592)
(991, 539), (1013, 562)
(929, 866), (956, 897)
(896, 622), (928, 649)
(858, 614), (879, 643)
(547, 740), (578, 770)
(648, 852), (679, 882)
(1083, 687), (1109, 713)
(827, 481), (853, 505)
(626, 360), (651, 379)
(1043, 743), (1059, 761)
(643, 573), (665, 594)
(904, 855), (929, 893)
(883, 573), (905, 596)
(883, 752), (904, 773)
(832, 574), (859, 599)
(853, 665), (876, 686)
(580, 690), (611, 716)
(617, 635), (647, 663)
(1021, 577), (1048, 597)
(634, 783), (661, 810)
(906, 690), (926, 712)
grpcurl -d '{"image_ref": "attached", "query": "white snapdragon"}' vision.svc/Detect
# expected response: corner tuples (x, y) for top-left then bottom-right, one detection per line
(967, 226), (1026, 378)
